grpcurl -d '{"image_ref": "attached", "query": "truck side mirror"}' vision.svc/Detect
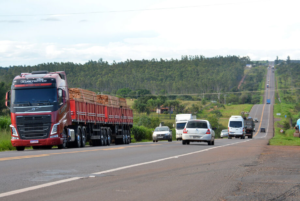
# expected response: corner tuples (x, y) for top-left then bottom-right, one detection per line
(5, 91), (10, 108)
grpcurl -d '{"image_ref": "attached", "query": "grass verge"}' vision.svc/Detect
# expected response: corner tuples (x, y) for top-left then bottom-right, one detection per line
(269, 103), (300, 146)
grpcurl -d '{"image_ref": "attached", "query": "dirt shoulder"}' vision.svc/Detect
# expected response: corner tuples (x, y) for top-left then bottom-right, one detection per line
(224, 145), (300, 200)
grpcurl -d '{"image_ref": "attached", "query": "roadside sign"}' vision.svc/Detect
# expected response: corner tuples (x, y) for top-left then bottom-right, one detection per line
(276, 113), (281, 116)
(285, 115), (287, 118)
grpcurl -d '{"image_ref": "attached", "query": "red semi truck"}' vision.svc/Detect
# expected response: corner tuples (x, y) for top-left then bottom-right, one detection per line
(5, 71), (133, 151)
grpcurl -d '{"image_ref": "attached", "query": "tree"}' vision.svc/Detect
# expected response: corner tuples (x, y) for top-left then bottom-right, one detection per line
(287, 56), (291, 64)
(116, 88), (132, 98)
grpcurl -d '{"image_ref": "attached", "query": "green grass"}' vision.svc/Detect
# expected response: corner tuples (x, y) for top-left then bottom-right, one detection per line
(0, 129), (15, 151)
(219, 104), (253, 118)
(269, 103), (300, 146)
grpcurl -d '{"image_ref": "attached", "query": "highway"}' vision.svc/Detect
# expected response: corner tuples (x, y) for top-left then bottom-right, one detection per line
(0, 67), (276, 200)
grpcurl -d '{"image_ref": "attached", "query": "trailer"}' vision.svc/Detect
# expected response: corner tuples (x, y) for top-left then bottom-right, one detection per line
(5, 71), (133, 151)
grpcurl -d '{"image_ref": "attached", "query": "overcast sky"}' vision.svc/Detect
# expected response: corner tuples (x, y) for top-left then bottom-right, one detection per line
(0, 0), (299, 66)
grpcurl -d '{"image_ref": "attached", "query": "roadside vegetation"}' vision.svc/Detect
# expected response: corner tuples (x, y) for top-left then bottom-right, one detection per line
(270, 60), (300, 146)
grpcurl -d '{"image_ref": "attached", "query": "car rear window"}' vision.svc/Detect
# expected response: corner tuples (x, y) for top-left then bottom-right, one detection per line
(186, 121), (208, 129)
(229, 121), (242, 127)
(176, 123), (186, 130)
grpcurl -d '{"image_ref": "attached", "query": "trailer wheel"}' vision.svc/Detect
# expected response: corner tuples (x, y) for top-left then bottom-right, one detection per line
(75, 126), (82, 148)
(107, 129), (111, 146)
(103, 130), (107, 146)
(81, 127), (86, 147)
(122, 134), (126, 144)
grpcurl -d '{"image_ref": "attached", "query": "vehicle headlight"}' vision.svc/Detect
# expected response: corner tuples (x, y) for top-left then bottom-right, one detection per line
(50, 134), (59, 138)
(10, 125), (18, 136)
(51, 123), (60, 135)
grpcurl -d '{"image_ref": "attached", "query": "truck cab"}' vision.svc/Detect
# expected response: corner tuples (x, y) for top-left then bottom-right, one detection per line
(6, 71), (71, 151)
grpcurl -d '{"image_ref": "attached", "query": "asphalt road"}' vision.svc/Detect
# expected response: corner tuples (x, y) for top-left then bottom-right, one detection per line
(0, 67), (276, 200)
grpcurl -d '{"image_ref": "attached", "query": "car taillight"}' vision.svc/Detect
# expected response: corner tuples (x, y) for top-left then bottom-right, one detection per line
(206, 129), (211, 134)
(183, 128), (188, 134)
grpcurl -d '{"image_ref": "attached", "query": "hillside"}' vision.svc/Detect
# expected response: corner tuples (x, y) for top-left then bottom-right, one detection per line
(0, 55), (246, 95)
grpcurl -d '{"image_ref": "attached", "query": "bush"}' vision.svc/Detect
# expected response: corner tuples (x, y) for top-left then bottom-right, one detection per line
(283, 121), (290, 130)
(0, 116), (10, 130)
(136, 116), (160, 128)
(131, 125), (153, 141)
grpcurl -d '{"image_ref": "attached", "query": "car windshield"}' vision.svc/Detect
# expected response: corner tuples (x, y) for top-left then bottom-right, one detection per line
(176, 123), (186, 130)
(154, 127), (169, 131)
(12, 88), (57, 106)
(186, 121), (208, 129)
(229, 121), (242, 127)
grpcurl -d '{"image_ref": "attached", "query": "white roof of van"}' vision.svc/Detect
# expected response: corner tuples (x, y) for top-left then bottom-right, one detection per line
(176, 114), (195, 121)
(230, 115), (243, 119)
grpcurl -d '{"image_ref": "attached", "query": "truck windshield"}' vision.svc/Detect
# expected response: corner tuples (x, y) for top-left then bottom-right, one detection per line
(176, 123), (186, 130)
(229, 121), (242, 128)
(12, 88), (57, 106)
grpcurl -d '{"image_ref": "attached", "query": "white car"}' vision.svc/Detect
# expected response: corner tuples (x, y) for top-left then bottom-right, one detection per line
(182, 120), (215, 145)
(220, 129), (228, 138)
(152, 126), (172, 142)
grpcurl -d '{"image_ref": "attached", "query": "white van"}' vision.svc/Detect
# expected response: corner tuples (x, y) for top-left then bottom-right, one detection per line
(175, 114), (196, 140)
(228, 115), (245, 139)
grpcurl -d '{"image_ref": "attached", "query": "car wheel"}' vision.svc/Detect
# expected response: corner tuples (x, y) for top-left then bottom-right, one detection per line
(208, 141), (211, 145)
(186, 141), (190, 145)
(228, 136), (232, 139)
(212, 140), (215, 145)
(16, 146), (25, 151)
(182, 140), (186, 145)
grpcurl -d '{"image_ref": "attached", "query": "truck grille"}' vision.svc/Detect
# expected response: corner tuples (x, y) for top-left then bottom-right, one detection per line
(16, 115), (51, 139)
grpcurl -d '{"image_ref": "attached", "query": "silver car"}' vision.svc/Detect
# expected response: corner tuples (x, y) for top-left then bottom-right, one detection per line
(220, 129), (228, 138)
(152, 126), (172, 142)
(182, 120), (215, 145)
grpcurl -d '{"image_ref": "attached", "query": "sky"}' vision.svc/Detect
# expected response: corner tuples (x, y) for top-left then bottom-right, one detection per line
(0, 0), (299, 66)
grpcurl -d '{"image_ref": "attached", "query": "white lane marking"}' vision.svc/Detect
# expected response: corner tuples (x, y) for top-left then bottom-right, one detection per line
(0, 177), (81, 198)
(92, 140), (251, 175)
(0, 140), (250, 198)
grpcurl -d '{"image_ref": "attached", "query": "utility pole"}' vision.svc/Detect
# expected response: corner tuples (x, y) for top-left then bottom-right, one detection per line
(224, 94), (226, 105)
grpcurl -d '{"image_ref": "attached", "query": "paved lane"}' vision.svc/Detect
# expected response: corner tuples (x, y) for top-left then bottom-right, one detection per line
(0, 67), (275, 200)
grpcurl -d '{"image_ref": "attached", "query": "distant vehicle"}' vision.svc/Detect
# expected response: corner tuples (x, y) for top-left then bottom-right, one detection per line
(267, 99), (271, 104)
(152, 126), (172, 142)
(245, 118), (255, 139)
(267, 84), (269, 88)
(260, 128), (266, 132)
(220, 129), (228, 138)
(182, 120), (215, 145)
(272, 71), (274, 73)
(254, 118), (258, 122)
(175, 114), (196, 141)
(228, 116), (245, 139)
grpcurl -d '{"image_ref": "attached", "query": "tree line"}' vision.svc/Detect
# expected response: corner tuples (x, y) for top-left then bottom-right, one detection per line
(0, 55), (248, 95)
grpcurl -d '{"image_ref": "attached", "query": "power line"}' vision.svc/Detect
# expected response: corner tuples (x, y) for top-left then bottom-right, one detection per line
(0, 0), (272, 17)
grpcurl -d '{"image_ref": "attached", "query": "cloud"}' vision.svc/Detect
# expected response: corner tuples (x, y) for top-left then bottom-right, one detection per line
(41, 18), (60, 21)
(0, 20), (23, 23)
(79, 19), (88, 22)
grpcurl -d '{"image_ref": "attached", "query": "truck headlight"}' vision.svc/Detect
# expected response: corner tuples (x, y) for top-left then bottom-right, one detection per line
(51, 123), (60, 135)
(10, 125), (18, 136)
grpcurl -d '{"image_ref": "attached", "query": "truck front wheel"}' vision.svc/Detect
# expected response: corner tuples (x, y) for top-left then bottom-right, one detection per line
(16, 146), (25, 151)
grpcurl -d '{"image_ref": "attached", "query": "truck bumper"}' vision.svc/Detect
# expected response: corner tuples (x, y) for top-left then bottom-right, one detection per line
(11, 137), (63, 147)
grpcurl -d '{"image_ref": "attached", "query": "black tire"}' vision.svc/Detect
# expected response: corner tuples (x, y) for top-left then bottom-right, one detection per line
(228, 136), (232, 139)
(187, 141), (190, 145)
(75, 126), (82, 148)
(16, 146), (25, 151)
(212, 140), (215, 145)
(122, 135), (126, 144)
(153, 140), (155, 143)
(81, 127), (86, 147)
(58, 129), (67, 149)
(100, 133), (104, 146)
(107, 129), (111, 146)
(103, 130), (107, 146)
(182, 140), (186, 145)
(208, 141), (211, 145)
